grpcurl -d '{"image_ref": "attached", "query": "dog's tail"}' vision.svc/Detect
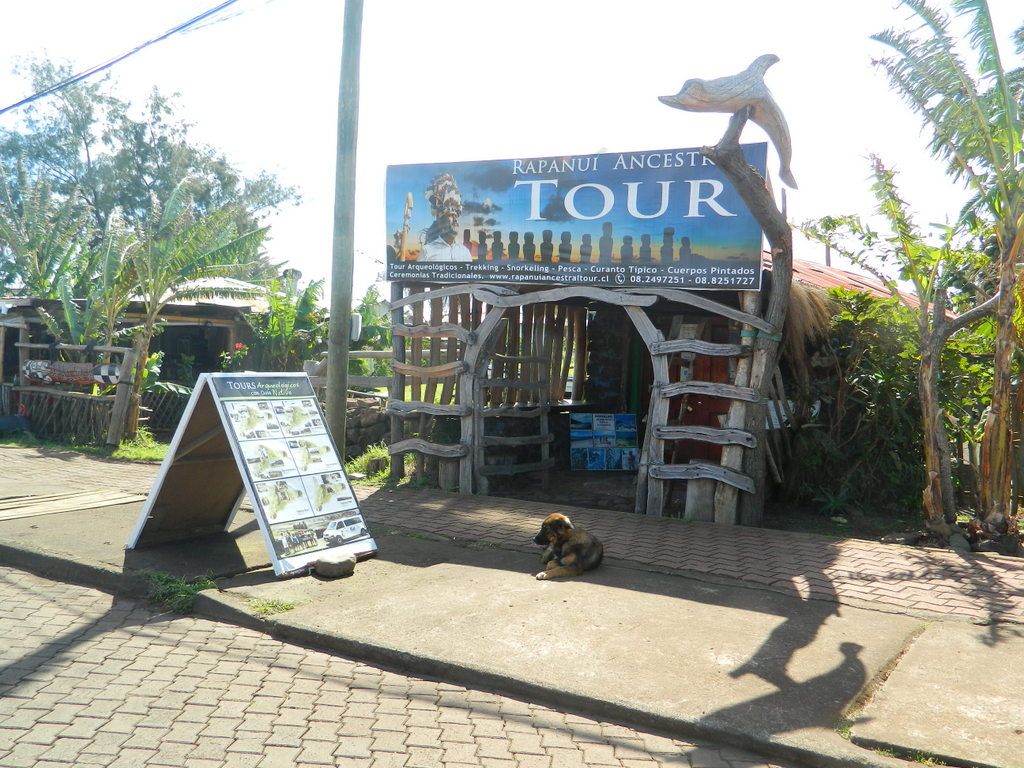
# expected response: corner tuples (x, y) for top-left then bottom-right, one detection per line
(583, 542), (604, 571)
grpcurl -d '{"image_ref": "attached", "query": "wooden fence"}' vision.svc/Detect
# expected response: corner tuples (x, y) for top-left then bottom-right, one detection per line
(13, 342), (136, 446)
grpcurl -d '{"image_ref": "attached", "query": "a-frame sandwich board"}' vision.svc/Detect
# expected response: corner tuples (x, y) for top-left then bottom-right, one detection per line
(127, 372), (376, 576)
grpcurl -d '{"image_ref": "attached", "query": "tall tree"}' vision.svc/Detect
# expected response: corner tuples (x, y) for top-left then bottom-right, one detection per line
(124, 179), (267, 436)
(805, 157), (997, 532)
(1, 59), (294, 279)
(873, 1), (1024, 530)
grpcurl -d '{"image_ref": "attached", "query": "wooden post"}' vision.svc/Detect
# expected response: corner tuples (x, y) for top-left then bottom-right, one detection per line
(325, 0), (363, 454)
(703, 107), (793, 526)
(390, 282), (407, 483)
(624, 306), (668, 515)
(17, 327), (29, 386)
(463, 306), (509, 495)
(105, 349), (137, 447)
(713, 291), (759, 523)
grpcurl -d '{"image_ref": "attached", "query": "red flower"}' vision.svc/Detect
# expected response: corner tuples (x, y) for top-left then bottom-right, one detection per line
(234, 343), (244, 351)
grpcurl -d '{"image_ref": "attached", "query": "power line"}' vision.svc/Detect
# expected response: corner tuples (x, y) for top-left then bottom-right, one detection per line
(0, 0), (243, 118)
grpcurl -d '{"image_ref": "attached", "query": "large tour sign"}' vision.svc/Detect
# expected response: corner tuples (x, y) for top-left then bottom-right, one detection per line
(386, 143), (767, 290)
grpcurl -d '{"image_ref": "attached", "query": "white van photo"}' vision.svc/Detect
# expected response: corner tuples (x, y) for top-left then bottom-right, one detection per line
(323, 516), (367, 546)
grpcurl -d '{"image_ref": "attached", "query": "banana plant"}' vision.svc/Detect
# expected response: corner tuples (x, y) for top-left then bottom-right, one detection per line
(124, 178), (267, 436)
(873, 1), (1024, 530)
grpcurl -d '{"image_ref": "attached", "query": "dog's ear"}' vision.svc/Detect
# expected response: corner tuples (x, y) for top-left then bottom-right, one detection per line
(560, 515), (574, 530)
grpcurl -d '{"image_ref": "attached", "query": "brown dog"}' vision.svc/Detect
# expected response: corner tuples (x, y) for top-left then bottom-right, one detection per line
(533, 512), (603, 580)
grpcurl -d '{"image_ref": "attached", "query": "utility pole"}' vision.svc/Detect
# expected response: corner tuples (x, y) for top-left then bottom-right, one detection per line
(326, 0), (364, 454)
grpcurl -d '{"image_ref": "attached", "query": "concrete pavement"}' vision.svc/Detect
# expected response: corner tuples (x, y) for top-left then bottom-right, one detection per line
(1, 444), (1023, 768)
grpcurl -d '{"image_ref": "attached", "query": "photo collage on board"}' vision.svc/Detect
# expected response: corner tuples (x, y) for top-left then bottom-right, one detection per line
(222, 396), (370, 560)
(569, 413), (640, 471)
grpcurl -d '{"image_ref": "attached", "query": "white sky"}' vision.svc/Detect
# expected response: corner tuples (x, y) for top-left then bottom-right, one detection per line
(1, 0), (1021, 302)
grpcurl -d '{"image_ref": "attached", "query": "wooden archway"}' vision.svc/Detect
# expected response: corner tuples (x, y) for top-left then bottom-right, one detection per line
(386, 281), (777, 521)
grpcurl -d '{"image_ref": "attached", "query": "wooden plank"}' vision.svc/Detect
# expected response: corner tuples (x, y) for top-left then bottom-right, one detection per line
(554, 306), (568, 400)
(439, 298), (457, 406)
(478, 457), (558, 476)
(624, 305), (669, 516)
(392, 323), (474, 343)
(349, 349), (394, 359)
(348, 375), (392, 388)
(494, 314), (510, 406)
(571, 307), (587, 401)
(654, 425), (757, 448)
(464, 307), (509, 496)
(491, 354), (548, 364)
(410, 292), (425, 407)
(0, 490), (145, 520)
(479, 378), (546, 391)
(649, 463), (755, 494)
(309, 374), (391, 391)
(390, 284), (517, 310)
(636, 384), (666, 516)
(390, 282), (408, 483)
(387, 401), (472, 417)
(661, 380), (760, 403)
(424, 296), (443, 406)
(480, 406), (548, 418)
(13, 386), (115, 402)
(16, 342), (131, 354)
(624, 304), (663, 349)
(481, 433), (554, 447)
(487, 286), (658, 308)
(391, 360), (468, 378)
(520, 305), (534, 405)
(459, 372), (476, 493)
(632, 288), (775, 333)
(772, 367), (796, 458)
(388, 438), (469, 458)
(650, 339), (748, 358)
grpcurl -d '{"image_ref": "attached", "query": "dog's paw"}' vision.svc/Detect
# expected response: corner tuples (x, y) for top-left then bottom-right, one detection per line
(535, 571), (549, 580)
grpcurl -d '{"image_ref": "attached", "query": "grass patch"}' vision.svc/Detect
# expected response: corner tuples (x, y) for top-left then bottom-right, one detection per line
(345, 442), (392, 484)
(247, 598), (296, 617)
(0, 428), (168, 462)
(834, 716), (855, 739)
(142, 571), (216, 613)
(110, 428), (168, 461)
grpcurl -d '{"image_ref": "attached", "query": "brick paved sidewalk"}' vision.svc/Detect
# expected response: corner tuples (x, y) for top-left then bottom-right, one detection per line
(361, 487), (1024, 626)
(1, 566), (800, 768)
(4, 445), (1023, 626)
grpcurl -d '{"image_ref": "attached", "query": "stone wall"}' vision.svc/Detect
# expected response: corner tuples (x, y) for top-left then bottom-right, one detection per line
(343, 397), (390, 459)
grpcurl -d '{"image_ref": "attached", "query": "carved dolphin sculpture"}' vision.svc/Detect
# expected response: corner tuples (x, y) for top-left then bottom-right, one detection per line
(659, 54), (797, 189)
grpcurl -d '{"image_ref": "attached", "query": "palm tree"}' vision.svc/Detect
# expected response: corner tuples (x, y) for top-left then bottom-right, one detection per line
(33, 208), (137, 349)
(873, 1), (1024, 530)
(0, 159), (92, 298)
(124, 179), (267, 436)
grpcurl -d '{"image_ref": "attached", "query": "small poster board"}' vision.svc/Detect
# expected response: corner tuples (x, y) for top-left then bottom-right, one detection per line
(127, 372), (377, 576)
(569, 413), (640, 471)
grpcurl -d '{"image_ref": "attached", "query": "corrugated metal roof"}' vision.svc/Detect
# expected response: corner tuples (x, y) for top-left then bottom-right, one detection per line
(791, 258), (894, 299)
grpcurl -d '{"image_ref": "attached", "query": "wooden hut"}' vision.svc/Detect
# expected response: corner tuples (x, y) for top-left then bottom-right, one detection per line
(383, 273), (826, 521)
